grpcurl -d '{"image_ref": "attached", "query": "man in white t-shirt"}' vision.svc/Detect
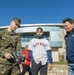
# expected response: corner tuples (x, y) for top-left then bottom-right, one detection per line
(28, 27), (53, 75)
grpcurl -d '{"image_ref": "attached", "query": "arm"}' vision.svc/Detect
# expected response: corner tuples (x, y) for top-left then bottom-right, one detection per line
(0, 30), (10, 58)
(47, 49), (53, 71)
(47, 50), (53, 64)
(0, 33), (13, 58)
(0, 47), (7, 58)
(28, 39), (34, 61)
(28, 50), (34, 61)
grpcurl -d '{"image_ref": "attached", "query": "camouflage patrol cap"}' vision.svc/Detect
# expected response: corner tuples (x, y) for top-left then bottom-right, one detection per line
(12, 18), (21, 27)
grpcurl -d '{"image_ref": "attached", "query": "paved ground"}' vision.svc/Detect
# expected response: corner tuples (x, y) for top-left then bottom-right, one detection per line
(52, 64), (68, 69)
(48, 65), (68, 75)
(25, 65), (68, 75)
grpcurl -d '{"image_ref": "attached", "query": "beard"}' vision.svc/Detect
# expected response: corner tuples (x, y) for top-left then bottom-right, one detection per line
(37, 35), (43, 39)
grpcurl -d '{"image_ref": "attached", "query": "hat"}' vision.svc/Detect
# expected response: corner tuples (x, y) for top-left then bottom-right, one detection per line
(12, 18), (21, 27)
(37, 27), (43, 32)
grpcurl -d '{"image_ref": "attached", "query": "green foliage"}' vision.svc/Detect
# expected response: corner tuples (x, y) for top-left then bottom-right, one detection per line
(53, 61), (67, 65)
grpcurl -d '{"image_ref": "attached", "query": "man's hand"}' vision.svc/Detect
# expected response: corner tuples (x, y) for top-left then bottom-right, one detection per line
(5, 53), (13, 59)
(48, 63), (52, 71)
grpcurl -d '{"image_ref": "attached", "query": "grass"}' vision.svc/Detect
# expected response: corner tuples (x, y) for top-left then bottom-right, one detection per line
(53, 61), (67, 65)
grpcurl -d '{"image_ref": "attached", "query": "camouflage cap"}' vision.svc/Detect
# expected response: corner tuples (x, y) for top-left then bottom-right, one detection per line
(12, 18), (21, 27)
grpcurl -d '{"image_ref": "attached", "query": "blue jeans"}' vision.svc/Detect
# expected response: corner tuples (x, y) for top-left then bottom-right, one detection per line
(68, 63), (74, 75)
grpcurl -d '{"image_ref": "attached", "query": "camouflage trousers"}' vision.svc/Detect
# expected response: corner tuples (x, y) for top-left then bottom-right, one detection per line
(0, 64), (21, 75)
(0, 58), (21, 75)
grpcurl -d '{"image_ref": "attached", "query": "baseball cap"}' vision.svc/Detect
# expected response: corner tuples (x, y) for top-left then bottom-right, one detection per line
(12, 18), (21, 27)
(37, 27), (43, 32)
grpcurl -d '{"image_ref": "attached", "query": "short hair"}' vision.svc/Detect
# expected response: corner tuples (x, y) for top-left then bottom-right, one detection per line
(62, 18), (74, 24)
(37, 27), (43, 32)
(24, 45), (28, 49)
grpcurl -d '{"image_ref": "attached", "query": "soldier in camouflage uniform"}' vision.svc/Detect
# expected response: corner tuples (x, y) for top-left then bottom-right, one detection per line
(0, 18), (23, 75)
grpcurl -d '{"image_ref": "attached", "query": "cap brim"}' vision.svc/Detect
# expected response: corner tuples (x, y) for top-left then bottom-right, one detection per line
(16, 24), (20, 27)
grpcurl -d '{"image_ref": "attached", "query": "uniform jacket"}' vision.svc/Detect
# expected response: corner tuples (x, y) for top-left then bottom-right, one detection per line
(0, 29), (22, 57)
(0, 29), (22, 74)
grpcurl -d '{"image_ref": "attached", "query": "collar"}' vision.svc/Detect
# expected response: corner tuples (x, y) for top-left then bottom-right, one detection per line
(5, 29), (16, 35)
(34, 35), (44, 39)
(66, 28), (74, 37)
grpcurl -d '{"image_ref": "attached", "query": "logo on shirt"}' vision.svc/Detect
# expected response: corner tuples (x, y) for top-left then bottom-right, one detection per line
(33, 42), (46, 47)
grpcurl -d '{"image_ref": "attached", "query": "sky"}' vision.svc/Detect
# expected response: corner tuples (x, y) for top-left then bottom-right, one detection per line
(0, 0), (74, 26)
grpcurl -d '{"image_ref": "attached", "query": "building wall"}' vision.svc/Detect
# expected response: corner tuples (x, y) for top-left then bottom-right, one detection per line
(16, 26), (64, 61)
(15, 26), (62, 48)
(58, 27), (66, 61)
(0, 24), (66, 62)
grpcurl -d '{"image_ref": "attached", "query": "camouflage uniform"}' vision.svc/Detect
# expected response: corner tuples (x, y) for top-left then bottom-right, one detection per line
(0, 29), (22, 75)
